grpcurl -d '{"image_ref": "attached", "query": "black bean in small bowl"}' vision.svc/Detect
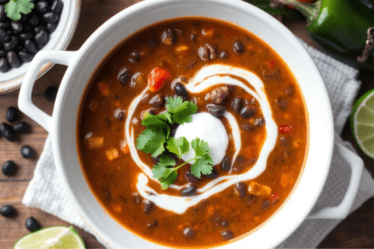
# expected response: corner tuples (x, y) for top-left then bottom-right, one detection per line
(0, 0), (80, 93)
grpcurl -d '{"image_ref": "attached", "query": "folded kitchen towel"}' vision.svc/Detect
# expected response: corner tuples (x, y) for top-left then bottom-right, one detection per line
(22, 41), (374, 248)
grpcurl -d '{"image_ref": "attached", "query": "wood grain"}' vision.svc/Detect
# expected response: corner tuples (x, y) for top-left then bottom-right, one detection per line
(0, 0), (373, 248)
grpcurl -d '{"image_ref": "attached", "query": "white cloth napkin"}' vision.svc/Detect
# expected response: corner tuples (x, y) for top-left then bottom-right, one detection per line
(22, 42), (374, 248)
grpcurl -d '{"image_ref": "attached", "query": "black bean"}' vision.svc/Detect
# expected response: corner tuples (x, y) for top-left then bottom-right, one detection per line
(241, 124), (255, 132)
(205, 168), (218, 179)
(205, 43), (218, 60)
(2, 160), (17, 176)
(34, 30), (49, 48)
(29, 14), (40, 26)
(285, 85), (295, 96)
(185, 171), (201, 183)
(0, 49), (6, 57)
(149, 94), (164, 108)
(13, 122), (29, 133)
(180, 185), (197, 196)
(235, 182), (247, 199)
(161, 28), (176, 45)
(25, 40), (38, 54)
(143, 200), (154, 214)
(0, 5), (5, 22)
(280, 136), (291, 147)
(21, 145), (35, 158)
(276, 97), (288, 111)
(254, 118), (265, 127)
(0, 57), (8, 72)
(221, 220), (229, 227)
(190, 32), (197, 41)
(51, 0), (63, 14)
(174, 83), (189, 100)
(112, 109), (124, 121)
(24, 25), (31, 31)
(0, 22), (10, 29)
(25, 217), (40, 232)
(43, 12), (59, 23)
(147, 220), (158, 228)
(34, 25), (45, 34)
(18, 51), (34, 63)
(0, 29), (6, 43)
(240, 106), (256, 118)
(145, 38), (158, 48)
(233, 41), (244, 54)
(44, 86), (57, 101)
(183, 227), (194, 238)
(11, 22), (23, 33)
(46, 23), (57, 33)
(36, 0), (48, 13)
(170, 123), (179, 138)
(221, 230), (234, 240)
(0, 205), (15, 217)
(206, 86), (229, 105)
(198, 45), (209, 61)
(20, 31), (33, 40)
(220, 157), (231, 171)
(231, 97), (243, 113)
(4, 36), (18, 51)
(261, 200), (270, 210)
(128, 51), (141, 63)
(247, 194), (255, 206)
(118, 68), (131, 86)
(206, 103), (225, 118)
(0, 123), (16, 142)
(186, 59), (197, 69)
(133, 194), (141, 204)
(220, 50), (229, 59)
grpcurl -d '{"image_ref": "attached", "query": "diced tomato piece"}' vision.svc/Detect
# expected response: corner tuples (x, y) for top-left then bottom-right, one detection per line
(148, 67), (171, 92)
(271, 192), (280, 204)
(279, 125), (293, 134)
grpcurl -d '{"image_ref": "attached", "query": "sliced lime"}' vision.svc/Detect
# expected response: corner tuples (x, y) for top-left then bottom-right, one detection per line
(14, 226), (85, 249)
(351, 89), (374, 159)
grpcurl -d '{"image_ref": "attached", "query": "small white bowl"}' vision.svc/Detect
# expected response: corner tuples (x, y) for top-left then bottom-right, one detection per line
(0, 0), (81, 93)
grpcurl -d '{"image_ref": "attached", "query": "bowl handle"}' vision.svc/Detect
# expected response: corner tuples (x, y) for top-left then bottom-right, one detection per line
(18, 51), (76, 133)
(307, 133), (364, 219)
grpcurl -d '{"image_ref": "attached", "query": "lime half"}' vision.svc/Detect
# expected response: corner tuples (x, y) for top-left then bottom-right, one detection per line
(351, 89), (374, 159)
(14, 226), (85, 249)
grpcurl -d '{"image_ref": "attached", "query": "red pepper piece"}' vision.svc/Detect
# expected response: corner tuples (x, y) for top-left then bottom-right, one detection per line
(148, 67), (171, 92)
(279, 125), (293, 134)
(271, 192), (280, 205)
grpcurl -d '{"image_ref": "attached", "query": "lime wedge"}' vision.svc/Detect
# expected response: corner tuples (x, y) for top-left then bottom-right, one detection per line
(14, 226), (85, 249)
(351, 89), (374, 159)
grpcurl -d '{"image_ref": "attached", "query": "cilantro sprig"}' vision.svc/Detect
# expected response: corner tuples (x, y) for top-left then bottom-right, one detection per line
(5, 0), (34, 22)
(136, 97), (214, 190)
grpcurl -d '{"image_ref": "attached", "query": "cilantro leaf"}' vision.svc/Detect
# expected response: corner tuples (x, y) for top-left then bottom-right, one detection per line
(158, 112), (173, 123)
(167, 137), (190, 158)
(141, 113), (171, 139)
(191, 154), (214, 178)
(5, 0), (34, 21)
(160, 171), (178, 190)
(166, 97), (198, 124)
(136, 126), (166, 157)
(191, 138), (210, 157)
(152, 155), (176, 180)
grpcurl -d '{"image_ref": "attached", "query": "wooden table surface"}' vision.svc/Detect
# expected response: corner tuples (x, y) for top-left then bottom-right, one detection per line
(1, 1), (374, 248)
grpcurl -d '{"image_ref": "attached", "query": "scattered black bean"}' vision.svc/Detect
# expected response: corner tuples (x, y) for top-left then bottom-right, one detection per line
(24, 40), (38, 54)
(161, 28), (177, 45)
(240, 124), (255, 132)
(190, 32), (197, 41)
(0, 57), (8, 72)
(4, 36), (18, 51)
(118, 68), (131, 86)
(205, 168), (218, 179)
(0, 123), (16, 142)
(51, 0), (63, 14)
(12, 122), (28, 134)
(114, 108), (125, 121)
(29, 14), (40, 26)
(186, 59), (197, 69)
(240, 106), (256, 118)
(147, 220), (158, 228)
(128, 51), (141, 63)
(233, 41), (244, 54)
(183, 227), (194, 238)
(247, 194), (255, 206)
(285, 85), (295, 96)
(0, 5), (5, 22)
(149, 94), (164, 108)
(220, 50), (229, 59)
(276, 97), (288, 111)
(206, 86), (229, 105)
(185, 171), (201, 183)
(206, 103), (225, 118)
(34, 30), (49, 48)
(220, 157), (231, 171)
(174, 82), (189, 100)
(0, 22), (10, 29)
(19, 32), (33, 41)
(133, 194), (141, 204)
(0, 205), (15, 217)
(143, 200), (154, 214)
(10, 22), (23, 33)
(46, 23), (57, 33)
(254, 118), (265, 127)
(43, 12), (59, 23)
(261, 200), (270, 210)
(5, 106), (18, 122)
(280, 136), (291, 147)
(145, 38), (159, 48)
(231, 97), (243, 113)
(180, 185), (197, 196)
(34, 25), (45, 34)
(198, 45), (209, 61)
(205, 43), (218, 60)
(21, 145), (35, 158)
(221, 220), (229, 227)
(235, 182), (247, 199)
(25, 216), (40, 232)
(18, 51), (33, 63)
(0, 49), (6, 57)
(44, 86), (57, 102)
(36, 0), (48, 13)
(2, 160), (17, 176)
(7, 51), (21, 68)
(221, 230), (234, 240)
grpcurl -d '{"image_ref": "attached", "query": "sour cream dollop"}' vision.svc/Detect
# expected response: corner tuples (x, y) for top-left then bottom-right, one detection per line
(174, 112), (228, 165)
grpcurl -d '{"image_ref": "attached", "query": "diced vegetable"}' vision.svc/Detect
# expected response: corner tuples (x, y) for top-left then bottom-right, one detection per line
(175, 45), (190, 55)
(121, 140), (129, 154)
(201, 28), (214, 37)
(112, 204), (122, 213)
(271, 192), (280, 204)
(105, 147), (120, 161)
(248, 181), (271, 196)
(98, 81), (110, 96)
(279, 125), (293, 134)
(87, 136), (104, 149)
(148, 67), (171, 92)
